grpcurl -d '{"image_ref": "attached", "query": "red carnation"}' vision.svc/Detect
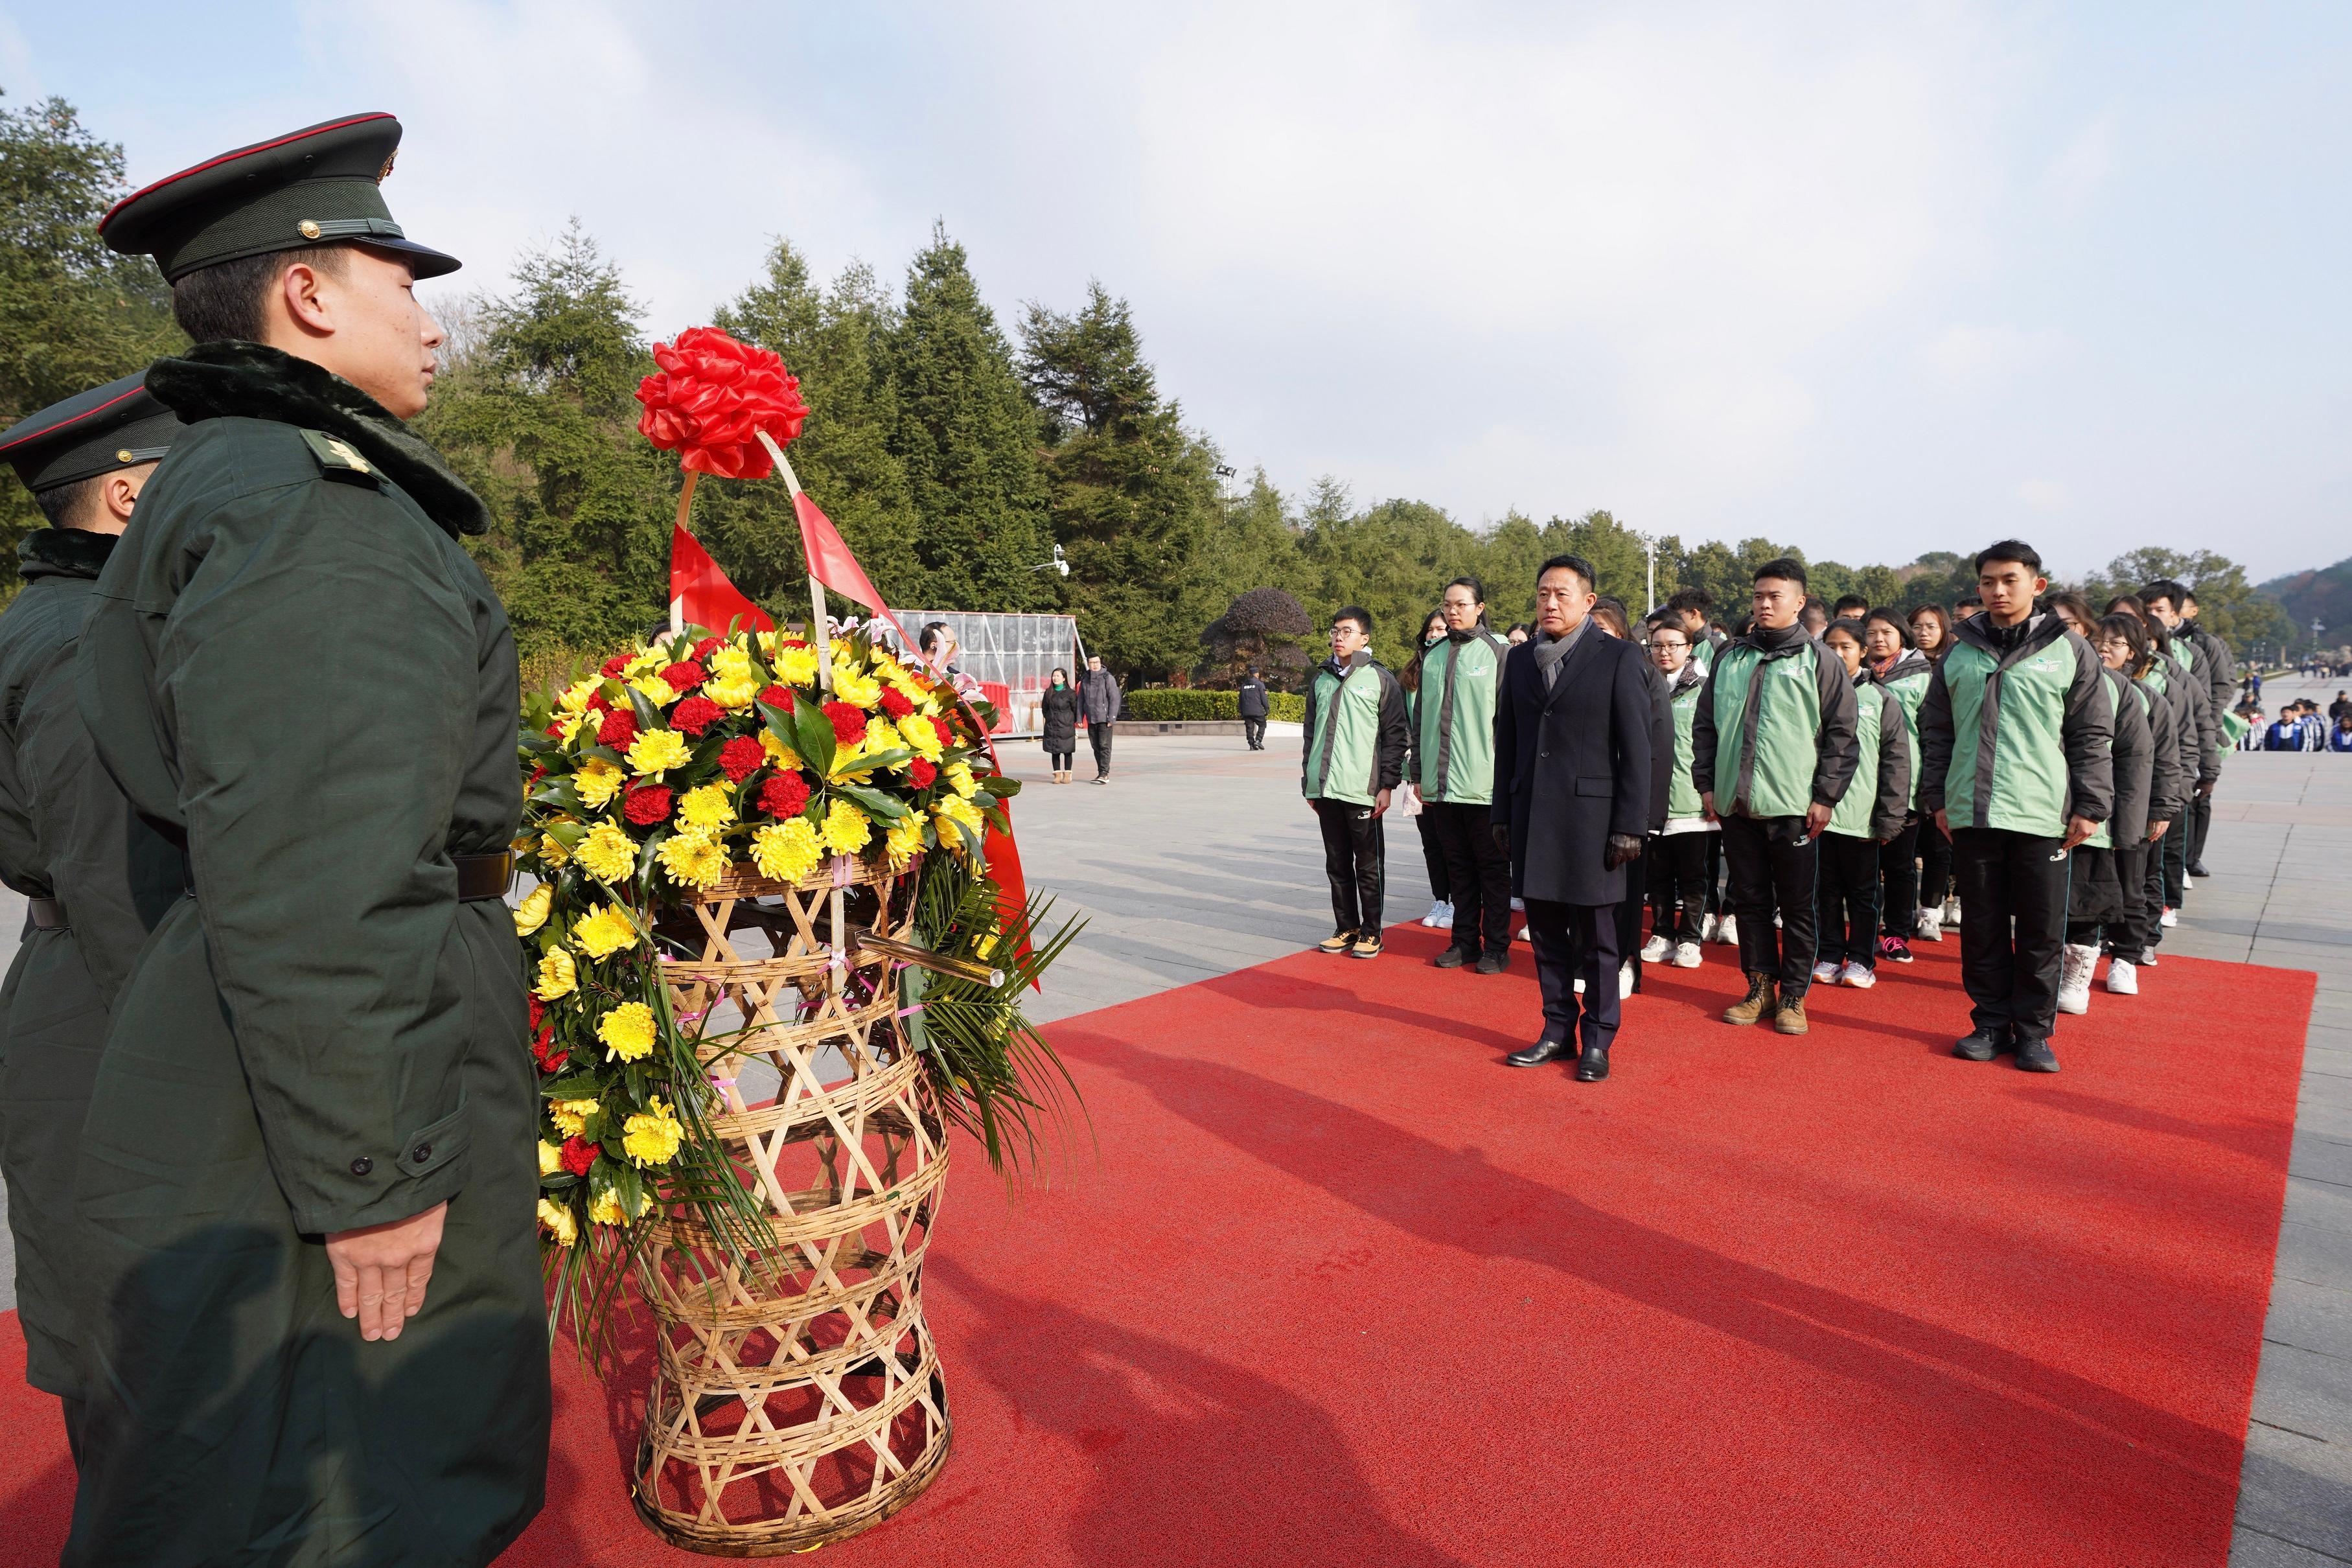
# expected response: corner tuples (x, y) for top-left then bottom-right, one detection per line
(531, 1026), (567, 1074)
(600, 653), (632, 676)
(586, 691), (612, 714)
(671, 695), (724, 736)
(560, 1136), (600, 1177)
(823, 701), (868, 746)
(879, 688), (914, 720)
(931, 715), (954, 747)
(660, 661), (705, 693)
(691, 636), (726, 660)
(529, 995), (546, 1032)
(779, 637), (809, 650)
(634, 327), (811, 479)
(757, 684), (790, 710)
(760, 772), (810, 819)
(623, 783), (674, 825)
(908, 759), (938, 789)
(719, 736), (765, 781)
(597, 709), (639, 750)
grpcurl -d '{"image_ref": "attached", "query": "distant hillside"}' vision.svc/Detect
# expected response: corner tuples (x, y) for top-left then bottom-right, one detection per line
(2259, 556), (2352, 643)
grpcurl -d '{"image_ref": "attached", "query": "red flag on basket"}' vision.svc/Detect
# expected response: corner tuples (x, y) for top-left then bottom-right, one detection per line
(669, 524), (774, 636)
(793, 492), (910, 645)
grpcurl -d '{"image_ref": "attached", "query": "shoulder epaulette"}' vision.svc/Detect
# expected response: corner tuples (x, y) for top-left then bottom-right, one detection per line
(297, 428), (382, 485)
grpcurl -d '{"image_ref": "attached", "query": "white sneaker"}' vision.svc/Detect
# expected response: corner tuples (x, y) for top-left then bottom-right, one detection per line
(1838, 960), (1876, 989)
(1620, 961), (1637, 1000)
(2138, 945), (2160, 967)
(1573, 974), (1584, 993)
(1700, 913), (1720, 942)
(2106, 957), (2139, 995)
(1943, 896), (1962, 927)
(1714, 914), (1740, 946)
(1673, 941), (1703, 969)
(1914, 907), (1943, 943)
(1641, 934), (1673, 963)
(2160, 906), (2178, 928)
(1811, 960), (1840, 985)
(1517, 923), (1530, 943)
(1510, 897), (1525, 912)
(1421, 899), (1449, 928)
(1434, 902), (1454, 929)
(2056, 942), (2097, 1015)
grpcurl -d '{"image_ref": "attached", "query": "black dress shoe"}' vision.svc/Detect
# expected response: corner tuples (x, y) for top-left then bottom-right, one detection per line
(1433, 947), (1475, 969)
(2014, 1037), (2060, 1072)
(1953, 1030), (2007, 1062)
(1474, 951), (1510, 974)
(1574, 1044), (1610, 1082)
(2187, 862), (2212, 879)
(1507, 1037), (1572, 1068)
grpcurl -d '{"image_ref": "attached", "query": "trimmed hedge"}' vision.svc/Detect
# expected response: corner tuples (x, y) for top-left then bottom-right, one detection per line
(1125, 689), (1304, 723)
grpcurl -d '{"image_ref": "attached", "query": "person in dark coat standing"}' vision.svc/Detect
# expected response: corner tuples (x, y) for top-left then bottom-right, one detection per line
(0, 378), (186, 1462)
(1040, 666), (1079, 783)
(1237, 666), (1271, 750)
(1081, 653), (1121, 783)
(1491, 555), (1655, 1083)
(70, 113), (549, 1566)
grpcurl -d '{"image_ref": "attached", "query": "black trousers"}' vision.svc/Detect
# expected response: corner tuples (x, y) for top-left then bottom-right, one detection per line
(2189, 789), (2213, 866)
(1952, 827), (2070, 1044)
(1048, 749), (1073, 770)
(2137, 834), (2169, 953)
(1616, 853), (1647, 993)
(1089, 721), (1114, 776)
(1919, 823), (1954, 910)
(1413, 811), (1451, 905)
(1721, 814), (1821, 995)
(1427, 801), (1511, 956)
(1243, 716), (1267, 749)
(2158, 801), (2188, 909)
(1648, 831), (1712, 941)
(1314, 798), (1385, 935)
(1525, 897), (1621, 1050)
(1878, 817), (1921, 939)
(1816, 833), (1881, 968)
(2066, 842), (2146, 949)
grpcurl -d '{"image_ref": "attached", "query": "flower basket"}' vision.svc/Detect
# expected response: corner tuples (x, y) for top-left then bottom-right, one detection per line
(631, 854), (951, 1554)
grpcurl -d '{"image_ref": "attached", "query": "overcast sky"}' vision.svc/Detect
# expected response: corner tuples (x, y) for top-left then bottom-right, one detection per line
(6, 1), (2346, 580)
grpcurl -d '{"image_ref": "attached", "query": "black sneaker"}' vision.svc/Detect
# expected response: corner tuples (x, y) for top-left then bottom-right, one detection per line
(1433, 947), (1475, 969)
(1953, 1030), (2007, 1062)
(1475, 951), (1510, 975)
(2015, 1037), (2060, 1073)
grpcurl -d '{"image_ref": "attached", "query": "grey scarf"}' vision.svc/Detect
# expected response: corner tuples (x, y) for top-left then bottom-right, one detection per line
(1532, 618), (1589, 691)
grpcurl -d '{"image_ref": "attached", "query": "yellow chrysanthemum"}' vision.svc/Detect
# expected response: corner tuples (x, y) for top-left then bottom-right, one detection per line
(774, 645), (820, 687)
(513, 884), (551, 936)
(548, 1096), (599, 1138)
(678, 783), (737, 831)
(558, 708), (599, 744)
(572, 903), (640, 961)
(883, 814), (926, 870)
(934, 794), (985, 851)
(904, 717), (945, 761)
(710, 645), (754, 681)
(630, 674), (678, 709)
(536, 831), (573, 869)
(658, 829), (728, 890)
(830, 661), (882, 709)
(537, 1197), (578, 1247)
(575, 822), (637, 883)
(535, 946), (577, 1000)
(537, 1139), (563, 1177)
(557, 677), (601, 715)
(598, 1000), (658, 1062)
(573, 756), (625, 808)
(627, 728), (693, 778)
(706, 674), (761, 711)
(624, 648), (667, 678)
(862, 717), (903, 755)
(761, 730), (802, 769)
(751, 818), (824, 883)
(622, 1096), (686, 1168)
(945, 760), (980, 800)
(821, 799), (872, 855)
(587, 1188), (628, 1227)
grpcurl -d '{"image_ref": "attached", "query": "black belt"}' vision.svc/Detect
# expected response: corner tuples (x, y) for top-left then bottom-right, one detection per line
(27, 897), (64, 930)
(456, 851), (515, 901)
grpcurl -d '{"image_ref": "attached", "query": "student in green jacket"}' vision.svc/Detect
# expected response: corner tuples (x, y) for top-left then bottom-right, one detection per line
(1692, 558), (1860, 1037)
(1862, 608), (1933, 962)
(1415, 577), (1514, 972)
(1303, 605), (1409, 959)
(1918, 541), (2114, 1072)
(1812, 619), (1913, 990)
(1642, 616), (1714, 969)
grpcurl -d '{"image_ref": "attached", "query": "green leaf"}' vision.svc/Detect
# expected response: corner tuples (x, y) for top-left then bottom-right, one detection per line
(627, 684), (662, 732)
(977, 775), (1021, 798)
(520, 730), (560, 755)
(789, 689), (838, 774)
(541, 1072), (603, 1100)
(836, 782), (912, 820)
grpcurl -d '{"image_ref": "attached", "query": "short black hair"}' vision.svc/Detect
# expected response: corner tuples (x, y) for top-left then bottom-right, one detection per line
(1832, 594), (1869, 617)
(919, 620), (951, 652)
(1333, 605), (1372, 633)
(1753, 556), (1807, 589)
(1664, 586), (1714, 616)
(1537, 553), (1597, 592)
(1975, 538), (2044, 574)
(1799, 601), (1829, 628)
(170, 242), (351, 345)
(32, 476), (100, 529)
(1863, 606), (1913, 648)
(2139, 578), (2189, 610)
(1957, 590), (1984, 608)
(1444, 575), (1486, 604)
(1823, 616), (1867, 646)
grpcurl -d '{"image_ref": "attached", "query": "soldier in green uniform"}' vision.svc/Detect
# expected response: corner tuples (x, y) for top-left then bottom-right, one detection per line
(0, 378), (185, 1460)
(69, 113), (548, 1565)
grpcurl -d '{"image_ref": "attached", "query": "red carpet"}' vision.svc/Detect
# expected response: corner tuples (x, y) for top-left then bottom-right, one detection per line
(0, 932), (2311, 1566)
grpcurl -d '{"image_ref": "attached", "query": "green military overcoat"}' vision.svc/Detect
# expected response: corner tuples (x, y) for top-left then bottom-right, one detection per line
(0, 527), (180, 1422)
(67, 342), (548, 1567)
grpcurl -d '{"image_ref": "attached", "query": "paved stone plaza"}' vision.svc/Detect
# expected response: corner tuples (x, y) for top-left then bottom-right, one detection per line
(0, 684), (2343, 1562)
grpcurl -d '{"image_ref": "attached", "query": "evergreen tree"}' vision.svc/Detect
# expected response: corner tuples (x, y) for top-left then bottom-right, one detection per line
(881, 224), (1053, 613)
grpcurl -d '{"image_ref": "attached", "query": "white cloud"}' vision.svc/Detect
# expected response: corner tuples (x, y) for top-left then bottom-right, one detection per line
(1920, 322), (2062, 382)
(2016, 478), (2070, 513)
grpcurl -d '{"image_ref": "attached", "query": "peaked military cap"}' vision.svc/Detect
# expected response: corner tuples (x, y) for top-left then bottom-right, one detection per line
(98, 111), (459, 283)
(0, 375), (182, 496)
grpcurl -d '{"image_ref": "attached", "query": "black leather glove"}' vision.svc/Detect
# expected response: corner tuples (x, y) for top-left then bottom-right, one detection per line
(1491, 824), (1511, 855)
(1604, 833), (1644, 870)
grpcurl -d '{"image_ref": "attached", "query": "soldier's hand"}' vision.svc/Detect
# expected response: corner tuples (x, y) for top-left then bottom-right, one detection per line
(327, 1201), (448, 1343)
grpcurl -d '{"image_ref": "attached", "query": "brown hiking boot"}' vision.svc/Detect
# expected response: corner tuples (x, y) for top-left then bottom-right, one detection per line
(1774, 995), (1809, 1035)
(1318, 930), (1359, 954)
(1722, 973), (1775, 1025)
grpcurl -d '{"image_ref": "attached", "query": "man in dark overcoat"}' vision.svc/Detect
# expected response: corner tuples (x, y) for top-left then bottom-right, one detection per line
(0, 378), (185, 1460)
(67, 113), (548, 1566)
(1491, 555), (1655, 1081)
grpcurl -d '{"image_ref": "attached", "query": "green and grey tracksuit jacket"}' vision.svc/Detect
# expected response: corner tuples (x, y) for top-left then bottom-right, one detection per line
(1827, 674), (1913, 842)
(1690, 628), (1860, 820)
(1303, 650), (1409, 807)
(1663, 660), (1708, 822)
(1411, 627), (1508, 805)
(1918, 610), (2113, 837)
(1873, 648), (1934, 811)
(2167, 635), (2224, 787)
(2181, 621), (2236, 772)
(2084, 665), (2156, 850)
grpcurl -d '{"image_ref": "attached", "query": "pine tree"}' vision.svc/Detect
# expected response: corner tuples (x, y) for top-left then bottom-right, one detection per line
(880, 224), (1054, 613)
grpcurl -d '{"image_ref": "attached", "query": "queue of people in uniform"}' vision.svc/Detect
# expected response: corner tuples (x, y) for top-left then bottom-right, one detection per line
(1296, 540), (2243, 1079)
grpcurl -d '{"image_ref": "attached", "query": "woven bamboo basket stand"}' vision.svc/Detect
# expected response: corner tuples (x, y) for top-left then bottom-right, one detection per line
(632, 855), (951, 1556)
